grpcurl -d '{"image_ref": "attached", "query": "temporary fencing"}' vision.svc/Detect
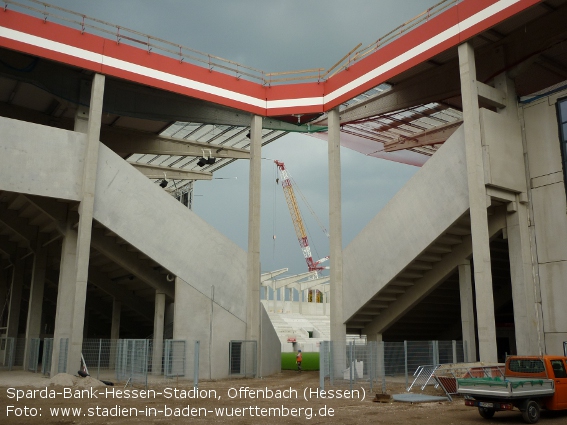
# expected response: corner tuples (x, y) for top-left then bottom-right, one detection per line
(0, 336), (15, 370)
(26, 337), (40, 372)
(114, 339), (148, 385)
(57, 338), (68, 373)
(0, 337), (200, 386)
(320, 340), (467, 391)
(41, 338), (53, 375)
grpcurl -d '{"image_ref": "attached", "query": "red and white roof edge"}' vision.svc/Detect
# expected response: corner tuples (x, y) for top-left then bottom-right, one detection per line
(0, 0), (541, 117)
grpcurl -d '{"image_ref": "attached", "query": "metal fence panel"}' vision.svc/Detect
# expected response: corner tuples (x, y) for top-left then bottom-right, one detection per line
(0, 337), (15, 370)
(57, 338), (69, 374)
(164, 340), (186, 378)
(320, 340), (467, 390)
(27, 338), (40, 372)
(83, 339), (114, 380)
(115, 339), (149, 386)
(42, 338), (53, 375)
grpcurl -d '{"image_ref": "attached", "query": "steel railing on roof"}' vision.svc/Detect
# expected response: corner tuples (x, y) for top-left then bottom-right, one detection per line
(3, 0), (458, 85)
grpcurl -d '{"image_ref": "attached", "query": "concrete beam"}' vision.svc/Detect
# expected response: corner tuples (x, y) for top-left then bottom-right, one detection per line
(384, 121), (463, 152)
(101, 126), (251, 159)
(90, 228), (174, 299)
(260, 268), (288, 283)
(334, 62), (461, 124)
(129, 163), (213, 180)
(299, 276), (330, 291)
(476, 81), (507, 109)
(269, 271), (317, 289)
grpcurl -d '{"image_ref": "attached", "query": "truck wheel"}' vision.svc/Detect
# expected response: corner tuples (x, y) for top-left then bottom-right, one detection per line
(478, 407), (495, 419)
(521, 400), (540, 424)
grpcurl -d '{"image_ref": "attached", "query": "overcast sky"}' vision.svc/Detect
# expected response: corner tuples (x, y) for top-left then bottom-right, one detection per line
(39, 0), (440, 277)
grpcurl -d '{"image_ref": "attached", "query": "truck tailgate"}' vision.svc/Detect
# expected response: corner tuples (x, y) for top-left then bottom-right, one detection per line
(457, 377), (555, 398)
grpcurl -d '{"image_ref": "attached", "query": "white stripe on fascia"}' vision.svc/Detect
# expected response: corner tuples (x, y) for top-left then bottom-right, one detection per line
(458, 0), (521, 33)
(0, 25), (266, 109)
(0, 26), (103, 63)
(266, 97), (323, 109)
(102, 56), (266, 109)
(323, 0), (521, 104)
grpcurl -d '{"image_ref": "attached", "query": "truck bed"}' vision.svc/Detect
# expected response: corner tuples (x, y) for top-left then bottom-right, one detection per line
(457, 377), (555, 399)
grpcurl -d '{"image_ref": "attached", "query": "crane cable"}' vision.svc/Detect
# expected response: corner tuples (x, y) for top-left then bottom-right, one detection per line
(272, 162), (278, 261)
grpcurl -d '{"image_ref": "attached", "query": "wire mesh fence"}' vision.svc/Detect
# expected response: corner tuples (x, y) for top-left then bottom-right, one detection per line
(0, 337), (200, 384)
(320, 340), (467, 391)
(115, 339), (149, 386)
(41, 338), (53, 375)
(57, 338), (68, 373)
(26, 337), (40, 372)
(0, 336), (15, 370)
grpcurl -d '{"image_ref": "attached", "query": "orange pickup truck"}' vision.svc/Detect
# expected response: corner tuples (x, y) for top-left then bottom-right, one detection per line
(457, 355), (567, 424)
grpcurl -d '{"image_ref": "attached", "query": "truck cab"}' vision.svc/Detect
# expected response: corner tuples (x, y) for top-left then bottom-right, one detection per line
(458, 355), (567, 423)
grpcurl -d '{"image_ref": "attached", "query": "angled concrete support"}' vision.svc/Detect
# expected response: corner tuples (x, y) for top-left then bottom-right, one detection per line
(458, 42), (497, 362)
(6, 256), (24, 339)
(458, 261), (477, 362)
(67, 73), (105, 373)
(152, 292), (165, 375)
(23, 238), (47, 368)
(246, 114), (262, 375)
(328, 107), (346, 373)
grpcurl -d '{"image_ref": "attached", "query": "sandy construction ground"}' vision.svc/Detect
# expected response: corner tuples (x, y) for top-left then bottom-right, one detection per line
(1, 369), (566, 424)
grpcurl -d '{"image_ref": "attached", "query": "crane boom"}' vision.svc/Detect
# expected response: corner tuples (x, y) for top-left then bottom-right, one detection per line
(275, 160), (326, 272)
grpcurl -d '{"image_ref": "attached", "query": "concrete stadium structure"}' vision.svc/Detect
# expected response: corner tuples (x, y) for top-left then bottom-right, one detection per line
(1, 0), (567, 379)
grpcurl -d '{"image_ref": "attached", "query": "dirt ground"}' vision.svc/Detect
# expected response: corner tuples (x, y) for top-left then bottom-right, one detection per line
(1, 370), (566, 424)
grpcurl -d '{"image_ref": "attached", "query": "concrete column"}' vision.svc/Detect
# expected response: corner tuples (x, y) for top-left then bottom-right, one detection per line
(51, 221), (77, 376)
(152, 292), (165, 375)
(376, 333), (385, 379)
(506, 200), (541, 355)
(6, 257), (24, 339)
(328, 107), (346, 373)
(0, 269), (8, 334)
(458, 261), (477, 362)
(67, 73), (105, 373)
(246, 115), (262, 373)
(493, 73), (543, 356)
(23, 239), (47, 368)
(109, 299), (120, 369)
(458, 42), (497, 362)
(111, 299), (121, 340)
